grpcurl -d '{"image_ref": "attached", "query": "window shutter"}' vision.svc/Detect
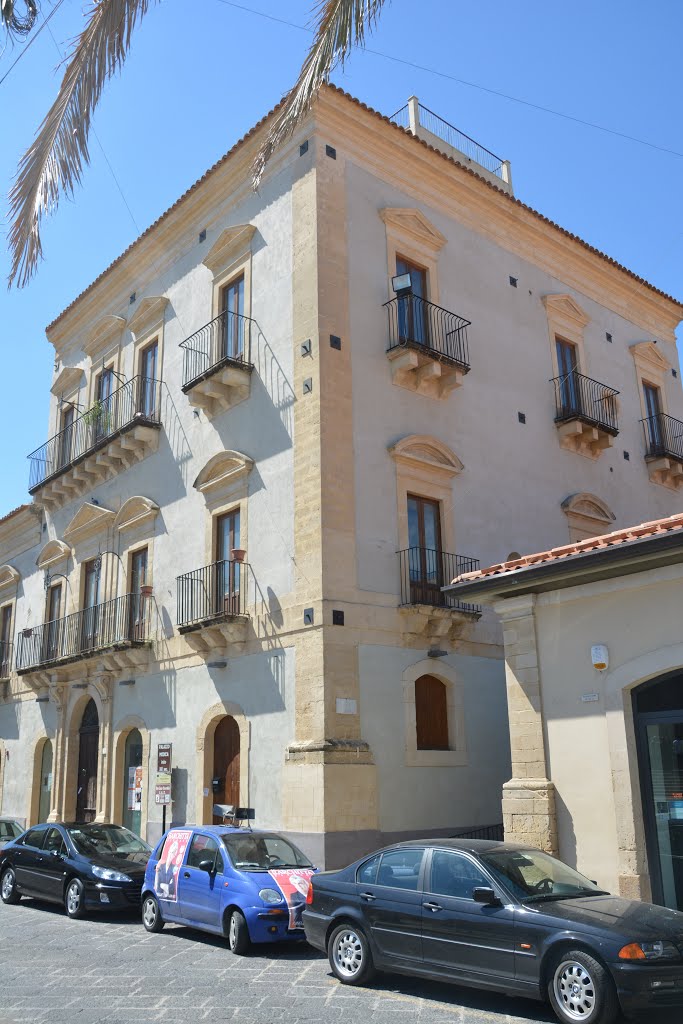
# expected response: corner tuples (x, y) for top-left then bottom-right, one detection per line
(415, 675), (449, 750)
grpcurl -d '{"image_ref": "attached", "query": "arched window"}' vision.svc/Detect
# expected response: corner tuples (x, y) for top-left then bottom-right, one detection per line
(415, 675), (449, 750)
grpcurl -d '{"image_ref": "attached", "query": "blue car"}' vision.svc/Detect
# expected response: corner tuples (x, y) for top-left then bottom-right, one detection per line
(141, 825), (316, 953)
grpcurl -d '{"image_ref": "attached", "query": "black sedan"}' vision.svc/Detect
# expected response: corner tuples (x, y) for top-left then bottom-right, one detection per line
(303, 838), (683, 1024)
(0, 822), (150, 919)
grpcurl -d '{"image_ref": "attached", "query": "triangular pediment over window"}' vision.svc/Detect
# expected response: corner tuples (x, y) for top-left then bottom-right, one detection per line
(542, 294), (590, 330)
(83, 315), (126, 359)
(36, 540), (71, 571)
(63, 502), (116, 544)
(630, 340), (671, 374)
(115, 496), (159, 532)
(388, 435), (464, 477)
(51, 366), (85, 399)
(380, 208), (447, 253)
(193, 451), (254, 496)
(127, 296), (169, 339)
(202, 225), (256, 276)
(0, 564), (20, 592)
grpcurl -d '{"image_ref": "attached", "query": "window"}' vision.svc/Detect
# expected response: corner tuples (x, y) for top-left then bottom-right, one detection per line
(396, 255), (429, 346)
(138, 340), (159, 418)
(43, 828), (66, 856)
(0, 821), (21, 842)
(21, 827), (46, 849)
(415, 675), (449, 750)
(407, 495), (443, 604)
(221, 275), (245, 360)
(0, 604), (12, 676)
(59, 405), (75, 469)
(376, 849), (424, 890)
(129, 547), (149, 640)
(44, 583), (63, 661)
(357, 854), (381, 885)
(81, 561), (100, 651)
(428, 850), (490, 899)
(643, 381), (664, 452)
(556, 337), (579, 415)
(93, 366), (115, 442)
(187, 834), (222, 872)
(215, 509), (241, 616)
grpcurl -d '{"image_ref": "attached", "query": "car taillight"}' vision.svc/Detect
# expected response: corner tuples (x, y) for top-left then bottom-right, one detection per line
(305, 881), (314, 905)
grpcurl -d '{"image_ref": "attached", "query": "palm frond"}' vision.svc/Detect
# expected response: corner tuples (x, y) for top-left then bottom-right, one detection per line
(1, 0), (38, 40)
(253, 0), (388, 186)
(7, 0), (158, 289)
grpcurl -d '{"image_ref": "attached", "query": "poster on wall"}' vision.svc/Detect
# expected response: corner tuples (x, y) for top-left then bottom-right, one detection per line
(154, 830), (191, 902)
(127, 766), (143, 811)
(267, 869), (315, 929)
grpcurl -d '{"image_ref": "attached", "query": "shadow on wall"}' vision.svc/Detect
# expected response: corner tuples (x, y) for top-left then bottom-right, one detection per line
(170, 767), (188, 826)
(554, 787), (578, 872)
(159, 385), (194, 490)
(0, 697), (20, 740)
(253, 324), (295, 439)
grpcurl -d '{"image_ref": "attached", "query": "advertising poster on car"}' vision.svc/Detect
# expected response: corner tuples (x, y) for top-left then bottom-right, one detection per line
(268, 868), (314, 929)
(154, 829), (191, 902)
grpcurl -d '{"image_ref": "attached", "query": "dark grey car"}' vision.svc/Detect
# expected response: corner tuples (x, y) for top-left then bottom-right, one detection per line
(303, 839), (683, 1024)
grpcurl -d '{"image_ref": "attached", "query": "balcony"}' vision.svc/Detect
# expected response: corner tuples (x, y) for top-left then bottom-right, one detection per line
(180, 309), (254, 416)
(28, 376), (162, 510)
(176, 559), (249, 654)
(0, 641), (12, 681)
(642, 413), (683, 489)
(16, 594), (152, 684)
(551, 370), (619, 458)
(397, 547), (481, 645)
(384, 295), (471, 399)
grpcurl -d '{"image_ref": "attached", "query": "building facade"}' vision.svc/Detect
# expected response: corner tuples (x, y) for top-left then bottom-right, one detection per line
(1, 87), (682, 866)
(447, 513), (683, 911)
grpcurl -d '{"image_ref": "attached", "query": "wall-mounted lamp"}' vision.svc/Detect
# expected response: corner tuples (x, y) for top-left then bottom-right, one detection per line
(118, 679), (136, 687)
(428, 648), (448, 658)
(591, 644), (609, 671)
(208, 660), (227, 670)
(391, 273), (412, 296)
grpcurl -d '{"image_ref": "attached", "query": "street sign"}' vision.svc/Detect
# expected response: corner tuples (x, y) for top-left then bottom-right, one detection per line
(155, 742), (172, 805)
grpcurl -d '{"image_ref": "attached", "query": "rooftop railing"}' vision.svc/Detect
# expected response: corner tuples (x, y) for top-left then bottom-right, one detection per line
(177, 559), (249, 629)
(385, 294), (471, 372)
(16, 594), (151, 673)
(391, 99), (506, 181)
(551, 370), (620, 436)
(27, 375), (162, 492)
(642, 412), (683, 462)
(180, 309), (254, 390)
(398, 547), (481, 615)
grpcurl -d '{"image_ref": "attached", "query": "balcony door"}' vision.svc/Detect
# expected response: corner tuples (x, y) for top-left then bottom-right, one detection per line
(44, 583), (62, 663)
(408, 495), (443, 604)
(0, 604), (11, 677)
(58, 404), (75, 470)
(221, 276), (245, 361)
(81, 561), (100, 652)
(128, 547), (149, 641)
(556, 338), (579, 416)
(644, 382), (663, 452)
(138, 340), (158, 418)
(94, 366), (115, 441)
(216, 510), (240, 616)
(396, 256), (429, 347)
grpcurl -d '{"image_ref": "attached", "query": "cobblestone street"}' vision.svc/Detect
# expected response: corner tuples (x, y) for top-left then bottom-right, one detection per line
(2, 898), (677, 1024)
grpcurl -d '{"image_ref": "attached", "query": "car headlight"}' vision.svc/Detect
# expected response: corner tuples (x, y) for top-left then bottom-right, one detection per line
(259, 887), (284, 905)
(619, 941), (681, 961)
(92, 865), (132, 883)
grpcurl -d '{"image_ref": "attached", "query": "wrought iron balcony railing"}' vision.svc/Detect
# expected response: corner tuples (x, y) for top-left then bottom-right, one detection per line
(551, 370), (619, 436)
(27, 375), (162, 492)
(385, 295), (471, 373)
(180, 309), (255, 390)
(0, 640), (12, 679)
(398, 547), (481, 614)
(16, 594), (151, 673)
(642, 412), (683, 462)
(177, 559), (249, 629)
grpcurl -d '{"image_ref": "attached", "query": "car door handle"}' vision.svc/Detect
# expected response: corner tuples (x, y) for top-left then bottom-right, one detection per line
(423, 901), (443, 912)
(360, 892), (376, 901)
(183, 871), (191, 878)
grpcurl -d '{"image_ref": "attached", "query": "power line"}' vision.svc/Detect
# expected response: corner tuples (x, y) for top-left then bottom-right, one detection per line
(0, 0), (67, 87)
(214, 0), (683, 161)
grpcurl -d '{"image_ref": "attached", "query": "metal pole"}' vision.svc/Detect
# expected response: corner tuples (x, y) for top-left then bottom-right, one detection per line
(162, 804), (166, 835)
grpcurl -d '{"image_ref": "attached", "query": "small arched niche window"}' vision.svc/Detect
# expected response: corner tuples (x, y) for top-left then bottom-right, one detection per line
(415, 674), (449, 750)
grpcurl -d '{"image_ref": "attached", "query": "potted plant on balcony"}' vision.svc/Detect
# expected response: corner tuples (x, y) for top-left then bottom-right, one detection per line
(21, 627), (33, 639)
(83, 399), (111, 437)
(230, 548), (246, 563)
(140, 583), (153, 598)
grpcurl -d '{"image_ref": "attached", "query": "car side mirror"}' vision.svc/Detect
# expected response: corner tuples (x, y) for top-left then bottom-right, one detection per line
(472, 886), (501, 906)
(198, 859), (215, 874)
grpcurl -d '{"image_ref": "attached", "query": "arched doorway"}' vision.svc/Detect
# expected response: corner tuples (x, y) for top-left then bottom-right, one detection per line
(634, 670), (683, 910)
(38, 740), (53, 823)
(121, 729), (143, 835)
(76, 699), (99, 823)
(212, 716), (240, 823)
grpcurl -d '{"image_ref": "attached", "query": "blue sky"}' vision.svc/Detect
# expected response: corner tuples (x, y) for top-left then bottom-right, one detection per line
(1, 0), (682, 513)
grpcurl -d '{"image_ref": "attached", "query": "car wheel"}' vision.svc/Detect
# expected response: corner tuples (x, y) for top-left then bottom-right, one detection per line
(0, 866), (21, 905)
(227, 909), (251, 955)
(547, 949), (618, 1024)
(328, 922), (376, 986)
(64, 878), (86, 920)
(142, 894), (164, 933)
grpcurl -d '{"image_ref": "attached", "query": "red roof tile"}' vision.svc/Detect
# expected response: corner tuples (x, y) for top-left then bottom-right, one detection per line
(452, 512), (683, 585)
(47, 84), (683, 333)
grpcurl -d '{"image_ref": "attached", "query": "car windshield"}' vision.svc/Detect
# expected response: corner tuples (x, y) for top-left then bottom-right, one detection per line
(480, 848), (609, 903)
(67, 824), (150, 858)
(222, 833), (312, 871)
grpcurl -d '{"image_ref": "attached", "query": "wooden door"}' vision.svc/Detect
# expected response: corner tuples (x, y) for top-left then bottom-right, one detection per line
(215, 510), (241, 615)
(396, 255), (428, 346)
(221, 276), (245, 360)
(212, 716), (240, 823)
(407, 495), (443, 604)
(76, 699), (99, 823)
(556, 338), (579, 415)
